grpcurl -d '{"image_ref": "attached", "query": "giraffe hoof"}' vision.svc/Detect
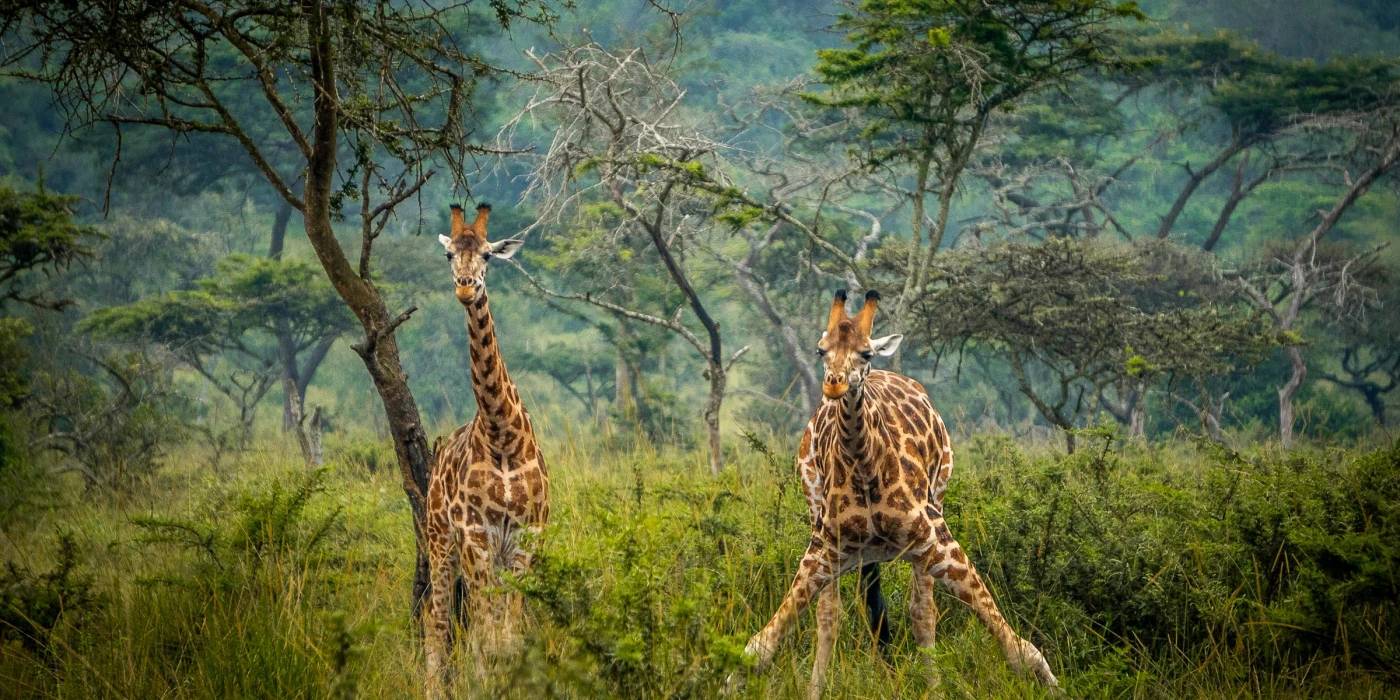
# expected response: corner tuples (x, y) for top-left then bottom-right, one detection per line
(1013, 639), (1059, 688)
(723, 670), (748, 696)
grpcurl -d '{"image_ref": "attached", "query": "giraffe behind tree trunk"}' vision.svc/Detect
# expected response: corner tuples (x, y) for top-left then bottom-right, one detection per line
(423, 205), (549, 699)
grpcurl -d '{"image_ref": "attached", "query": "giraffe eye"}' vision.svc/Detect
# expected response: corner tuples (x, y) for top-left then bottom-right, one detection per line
(445, 252), (453, 260)
(860, 350), (874, 360)
(482, 251), (492, 261)
(816, 348), (827, 358)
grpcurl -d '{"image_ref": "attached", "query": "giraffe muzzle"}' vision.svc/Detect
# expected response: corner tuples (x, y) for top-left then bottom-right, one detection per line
(822, 379), (849, 399)
(455, 283), (476, 302)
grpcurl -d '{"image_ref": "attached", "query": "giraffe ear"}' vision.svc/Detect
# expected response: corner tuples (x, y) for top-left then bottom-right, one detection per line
(438, 234), (453, 250)
(869, 334), (903, 357)
(488, 238), (524, 260)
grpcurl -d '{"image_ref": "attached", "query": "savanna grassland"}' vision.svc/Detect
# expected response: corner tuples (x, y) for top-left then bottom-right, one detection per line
(3, 416), (1397, 699)
(4, 0), (1400, 698)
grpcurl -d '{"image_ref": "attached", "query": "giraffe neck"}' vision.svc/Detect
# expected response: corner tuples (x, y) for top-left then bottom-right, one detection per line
(836, 382), (870, 471)
(463, 291), (526, 447)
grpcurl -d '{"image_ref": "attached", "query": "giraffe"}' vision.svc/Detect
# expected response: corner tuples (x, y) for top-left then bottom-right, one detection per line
(424, 203), (549, 697)
(734, 289), (1058, 698)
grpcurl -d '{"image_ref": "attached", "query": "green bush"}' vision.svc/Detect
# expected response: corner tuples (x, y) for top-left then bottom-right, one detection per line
(0, 533), (103, 655)
(951, 433), (1400, 689)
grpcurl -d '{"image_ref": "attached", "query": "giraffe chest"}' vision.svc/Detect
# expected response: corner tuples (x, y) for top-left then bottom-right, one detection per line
(809, 420), (939, 556)
(431, 422), (550, 534)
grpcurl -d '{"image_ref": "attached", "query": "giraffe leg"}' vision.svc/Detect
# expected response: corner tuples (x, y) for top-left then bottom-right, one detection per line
(808, 577), (841, 700)
(459, 528), (497, 678)
(918, 531), (1058, 688)
(741, 541), (837, 677)
(908, 566), (941, 687)
(501, 535), (534, 650)
(424, 514), (458, 700)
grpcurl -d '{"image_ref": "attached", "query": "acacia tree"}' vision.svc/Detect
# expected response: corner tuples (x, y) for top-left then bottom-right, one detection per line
(807, 0), (1143, 356)
(1236, 105), (1400, 448)
(908, 237), (1276, 452)
(1126, 31), (1399, 248)
(82, 255), (354, 461)
(2, 0), (559, 613)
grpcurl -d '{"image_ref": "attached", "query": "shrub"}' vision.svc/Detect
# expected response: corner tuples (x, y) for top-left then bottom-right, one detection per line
(0, 533), (103, 655)
(950, 432), (1400, 687)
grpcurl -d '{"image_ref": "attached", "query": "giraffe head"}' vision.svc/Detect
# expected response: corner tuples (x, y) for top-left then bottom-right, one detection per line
(816, 289), (903, 400)
(437, 203), (524, 304)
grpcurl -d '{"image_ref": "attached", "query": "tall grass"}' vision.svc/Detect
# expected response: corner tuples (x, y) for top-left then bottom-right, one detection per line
(1, 427), (1397, 698)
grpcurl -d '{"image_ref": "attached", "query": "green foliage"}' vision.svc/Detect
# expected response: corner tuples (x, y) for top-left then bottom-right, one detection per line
(808, 0), (1144, 168)
(1128, 29), (1400, 136)
(0, 185), (97, 310)
(954, 434), (1400, 685)
(0, 533), (103, 656)
(509, 511), (747, 697)
(133, 468), (343, 591)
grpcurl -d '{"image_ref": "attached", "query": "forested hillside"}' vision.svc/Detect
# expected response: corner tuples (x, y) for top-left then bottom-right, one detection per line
(1, 1), (1398, 698)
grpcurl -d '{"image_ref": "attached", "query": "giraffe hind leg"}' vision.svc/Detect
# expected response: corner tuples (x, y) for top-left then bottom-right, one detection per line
(858, 561), (891, 651)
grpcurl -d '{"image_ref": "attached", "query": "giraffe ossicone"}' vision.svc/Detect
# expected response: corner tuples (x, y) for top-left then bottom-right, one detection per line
(736, 288), (1059, 698)
(423, 203), (549, 699)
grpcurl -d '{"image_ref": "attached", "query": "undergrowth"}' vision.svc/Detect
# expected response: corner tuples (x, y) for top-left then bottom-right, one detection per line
(1, 430), (1397, 698)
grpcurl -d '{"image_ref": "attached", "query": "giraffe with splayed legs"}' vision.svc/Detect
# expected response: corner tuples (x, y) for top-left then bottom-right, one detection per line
(735, 289), (1058, 699)
(423, 203), (549, 698)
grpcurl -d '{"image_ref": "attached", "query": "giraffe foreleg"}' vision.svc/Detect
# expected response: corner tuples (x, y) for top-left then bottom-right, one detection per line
(908, 566), (941, 687)
(808, 577), (841, 700)
(918, 531), (1058, 688)
(460, 528), (498, 677)
(742, 541), (837, 675)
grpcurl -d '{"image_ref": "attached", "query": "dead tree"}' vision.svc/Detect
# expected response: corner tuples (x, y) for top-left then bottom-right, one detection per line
(501, 44), (749, 475)
(1237, 107), (1400, 448)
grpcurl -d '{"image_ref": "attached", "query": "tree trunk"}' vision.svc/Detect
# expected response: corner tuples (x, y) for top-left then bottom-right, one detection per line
(277, 320), (301, 433)
(268, 200), (295, 260)
(1157, 140), (1248, 240)
(703, 362), (726, 476)
(890, 155), (932, 373)
(1364, 389), (1388, 427)
(300, 2), (434, 620)
(1278, 346), (1306, 449)
(284, 375), (324, 467)
(1129, 390), (1146, 439)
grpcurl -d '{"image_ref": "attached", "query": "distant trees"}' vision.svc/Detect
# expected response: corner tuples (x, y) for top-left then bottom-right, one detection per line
(1125, 30), (1400, 248)
(906, 238), (1278, 452)
(807, 0), (1144, 350)
(503, 44), (750, 475)
(82, 255), (354, 461)
(951, 27), (1400, 447)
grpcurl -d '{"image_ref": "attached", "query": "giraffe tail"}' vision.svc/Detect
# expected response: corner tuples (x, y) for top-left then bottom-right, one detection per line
(859, 562), (892, 651)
